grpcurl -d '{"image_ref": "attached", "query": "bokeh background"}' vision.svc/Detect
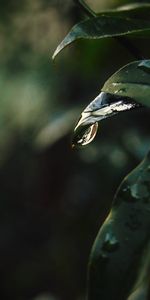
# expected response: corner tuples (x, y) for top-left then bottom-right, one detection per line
(0, 0), (150, 299)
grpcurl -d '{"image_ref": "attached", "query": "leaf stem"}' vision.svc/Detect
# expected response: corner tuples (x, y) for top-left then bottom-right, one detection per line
(74, 0), (97, 18)
(74, 0), (143, 60)
(116, 36), (144, 60)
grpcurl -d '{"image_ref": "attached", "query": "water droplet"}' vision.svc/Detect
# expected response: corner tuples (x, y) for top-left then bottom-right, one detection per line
(102, 233), (119, 252)
(123, 186), (128, 192)
(119, 185), (137, 203)
(130, 183), (140, 199)
(72, 92), (138, 147)
(131, 183), (149, 199)
(72, 122), (98, 147)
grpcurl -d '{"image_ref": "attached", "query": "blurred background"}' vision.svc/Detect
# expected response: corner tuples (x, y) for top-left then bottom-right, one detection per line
(0, 0), (150, 299)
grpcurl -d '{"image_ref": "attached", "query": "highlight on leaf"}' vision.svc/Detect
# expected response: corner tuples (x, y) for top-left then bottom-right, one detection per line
(72, 92), (139, 147)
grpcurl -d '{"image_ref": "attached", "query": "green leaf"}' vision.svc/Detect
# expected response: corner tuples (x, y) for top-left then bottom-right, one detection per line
(98, 3), (150, 19)
(72, 92), (139, 147)
(102, 59), (150, 107)
(88, 151), (150, 300)
(52, 3), (150, 60)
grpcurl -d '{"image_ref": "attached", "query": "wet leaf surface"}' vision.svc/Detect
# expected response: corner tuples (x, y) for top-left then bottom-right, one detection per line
(72, 92), (139, 147)
(88, 151), (150, 300)
(102, 60), (150, 107)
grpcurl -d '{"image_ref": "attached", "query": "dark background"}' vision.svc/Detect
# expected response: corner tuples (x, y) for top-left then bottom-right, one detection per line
(0, 0), (150, 299)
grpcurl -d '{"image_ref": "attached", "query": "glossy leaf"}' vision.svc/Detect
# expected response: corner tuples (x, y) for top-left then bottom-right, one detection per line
(88, 151), (150, 300)
(102, 59), (150, 107)
(52, 3), (150, 59)
(72, 92), (139, 147)
(98, 3), (150, 19)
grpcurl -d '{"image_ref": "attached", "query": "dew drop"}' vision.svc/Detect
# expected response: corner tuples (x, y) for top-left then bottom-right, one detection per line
(72, 92), (139, 148)
(121, 185), (137, 203)
(131, 183), (149, 199)
(123, 186), (128, 192)
(72, 122), (98, 147)
(102, 233), (119, 252)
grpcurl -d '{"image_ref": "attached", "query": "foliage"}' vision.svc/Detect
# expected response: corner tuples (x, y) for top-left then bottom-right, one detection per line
(102, 60), (150, 107)
(53, 3), (150, 60)
(53, 1), (150, 299)
(88, 151), (150, 299)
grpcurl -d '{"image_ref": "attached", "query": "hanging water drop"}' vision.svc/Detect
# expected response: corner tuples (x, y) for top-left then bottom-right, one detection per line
(72, 122), (98, 147)
(72, 92), (139, 148)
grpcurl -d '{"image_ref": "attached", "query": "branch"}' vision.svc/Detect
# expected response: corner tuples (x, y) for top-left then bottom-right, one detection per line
(74, 0), (97, 17)
(116, 36), (144, 60)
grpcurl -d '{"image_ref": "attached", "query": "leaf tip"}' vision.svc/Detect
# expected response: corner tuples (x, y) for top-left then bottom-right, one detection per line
(52, 47), (59, 61)
(52, 39), (66, 60)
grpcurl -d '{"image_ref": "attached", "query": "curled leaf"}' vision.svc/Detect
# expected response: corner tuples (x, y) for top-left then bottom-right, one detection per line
(72, 92), (139, 147)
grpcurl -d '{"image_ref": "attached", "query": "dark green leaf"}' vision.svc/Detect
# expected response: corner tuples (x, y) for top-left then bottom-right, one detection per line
(72, 92), (139, 147)
(98, 3), (150, 19)
(102, 59), (150, 107)
(88, 151), (150, 300)
(52, 3), (150, 60)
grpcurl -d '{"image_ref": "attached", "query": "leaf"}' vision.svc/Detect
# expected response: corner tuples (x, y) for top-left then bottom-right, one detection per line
(98, 3), (150, 19)
(72, 59), (150, 147)
(72, 92), (139, 147)
(52, 3), (150, 60)
(102, 59), (150, 107)
(88, 151), (150, 300)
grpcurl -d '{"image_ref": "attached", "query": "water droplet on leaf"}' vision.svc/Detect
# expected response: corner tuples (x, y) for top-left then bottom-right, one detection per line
(102, 233), (119, 252)
(72, 122), (98, 147)
(131, 183), (149, 199)
(121, 185), (137, 203)
(72, 92), (138, 147)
